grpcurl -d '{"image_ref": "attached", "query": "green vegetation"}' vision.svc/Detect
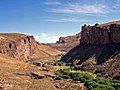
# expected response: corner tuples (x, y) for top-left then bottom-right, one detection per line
(49, 60), (65, 66)
(55, 68), (120, 90)
(49, 59), (73, 66)
(55, 54), (64, 60)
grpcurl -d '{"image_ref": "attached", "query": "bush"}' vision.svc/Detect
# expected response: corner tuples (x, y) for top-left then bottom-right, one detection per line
(55, 68), (120, 90)
(55, 69), (63, 76)
(85, 80), (98, 89)
(62, 74), (70, 79)
(73, 77), (80, 81)
(82, 73), (93, 81)
(112, 83), (120, 89)
(80, 78), (86, 83)
(54, 61), (65, 66)
(65, 63), (72, 66)
(107, 86), (115, 90)
(69, 66), (75, 70)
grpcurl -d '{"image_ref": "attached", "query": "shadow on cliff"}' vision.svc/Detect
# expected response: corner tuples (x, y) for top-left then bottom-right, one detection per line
(61, 44), (120, 65)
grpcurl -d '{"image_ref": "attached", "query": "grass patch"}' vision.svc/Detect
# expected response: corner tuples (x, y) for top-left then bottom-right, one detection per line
(55, 68), (120, 90)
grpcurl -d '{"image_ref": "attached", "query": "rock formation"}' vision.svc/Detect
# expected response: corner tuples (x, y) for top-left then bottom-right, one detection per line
(48, 33), (81, 52)
(0, 33), (62, 61)
(61, 21), (120, 79)
(80, 24), (120, 44)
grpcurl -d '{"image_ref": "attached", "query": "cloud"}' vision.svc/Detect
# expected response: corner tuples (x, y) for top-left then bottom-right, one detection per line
(46, 18), (90, 23)
(35, 33), (47, 38)
(50, 3), (107, 14)
(40, 33), (47, 38)
(44, 1), (61, 5)
(34, 34), (67, 43)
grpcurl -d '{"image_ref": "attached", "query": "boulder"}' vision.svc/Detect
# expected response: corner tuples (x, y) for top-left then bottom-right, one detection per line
(26, 72), (45, 79)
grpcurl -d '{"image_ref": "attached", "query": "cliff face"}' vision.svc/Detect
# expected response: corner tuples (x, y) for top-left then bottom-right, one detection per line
(80, 24), (120, 44)
(61, 22), (120, 79)
(48, 33), (81, 52)
(0, 34), (37, 61)
(0, 33), (62, 61)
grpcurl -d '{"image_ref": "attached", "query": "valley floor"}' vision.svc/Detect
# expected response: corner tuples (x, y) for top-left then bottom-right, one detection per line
(0, 54), (84, 90)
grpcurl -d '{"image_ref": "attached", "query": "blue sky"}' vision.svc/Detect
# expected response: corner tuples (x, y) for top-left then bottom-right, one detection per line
(0, 0), (120, 43)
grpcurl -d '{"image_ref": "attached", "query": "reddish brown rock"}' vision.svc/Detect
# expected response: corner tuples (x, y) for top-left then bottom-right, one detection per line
(80, 24), (120, 44)
(0, 35), (37, 61)
(48, 33), (81, 52)
(109, 24), (120, 43)
(61, 21), (120, 79)
(0, 33), (62, 61)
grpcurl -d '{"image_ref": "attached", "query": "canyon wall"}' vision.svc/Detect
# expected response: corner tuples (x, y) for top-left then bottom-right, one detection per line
(80, 24), (120, 44)
(61, 23), (120, 79)
(0, 35), (37, 61)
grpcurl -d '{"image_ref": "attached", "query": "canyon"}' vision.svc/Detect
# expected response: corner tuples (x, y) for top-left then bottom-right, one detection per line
(0, 20), (120, 90)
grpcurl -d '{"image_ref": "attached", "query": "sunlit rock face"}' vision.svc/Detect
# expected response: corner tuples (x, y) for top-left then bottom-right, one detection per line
(80, 24), (120, 44)
(0, 35), (37, 61)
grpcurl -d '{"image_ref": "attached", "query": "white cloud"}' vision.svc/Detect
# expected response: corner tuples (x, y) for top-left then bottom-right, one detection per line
(34, 33), (47, 38)
(46, 18), (90, 23)
(34, 34), (67, 43)
(50, 3), (107, 14)
(40, 33), (47, 38)
(44, 1), (61, 5)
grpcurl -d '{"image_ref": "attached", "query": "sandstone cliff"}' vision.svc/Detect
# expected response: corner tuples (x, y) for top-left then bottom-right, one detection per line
(0, 33), (62, 61)
(48, 33), (81, 52)
(61, 21), (120, 79)
(80, 24), (120, 44)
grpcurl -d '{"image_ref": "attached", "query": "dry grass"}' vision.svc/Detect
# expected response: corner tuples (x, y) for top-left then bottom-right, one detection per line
(0, 33), (26, 39)
(0, 53), (86, 90)
(0, 54), (57, 90)
(99, 20), (120, 27)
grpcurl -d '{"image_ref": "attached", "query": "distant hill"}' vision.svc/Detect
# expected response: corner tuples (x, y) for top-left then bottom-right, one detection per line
(48, 33), (81, 52)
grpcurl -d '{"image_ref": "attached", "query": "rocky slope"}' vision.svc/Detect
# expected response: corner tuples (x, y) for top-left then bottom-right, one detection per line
(48, 33), (81, 52)
(0, 53), (59, 90)
(0, 33), (62, 61)
(61, 21), (120, 79)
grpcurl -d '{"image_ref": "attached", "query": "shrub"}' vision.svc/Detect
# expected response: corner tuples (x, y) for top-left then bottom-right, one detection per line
(112, 83), (120, 89)
(62, 74), (70, 79)
(65, 62), (72, 66)
(85, 80), (98, 89)
(73, 77), (80, 81)
(80, 78), (86, 83)
(55, 69), (63, 76)
(107, 86), (115, 90)
(54, 61), (65, 66)
(55, 68), (120, 90)
(82, 73), (93, 81)
(111, 80), (120, 83)
(69, 66), (75, 70)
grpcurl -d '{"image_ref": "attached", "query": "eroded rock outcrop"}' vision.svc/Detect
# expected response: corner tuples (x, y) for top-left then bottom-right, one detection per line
(0, 33), (62, 61)
(80, 24), (120, 44)
(48, 33), (81, 52)
(0, 35), (37, 61)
